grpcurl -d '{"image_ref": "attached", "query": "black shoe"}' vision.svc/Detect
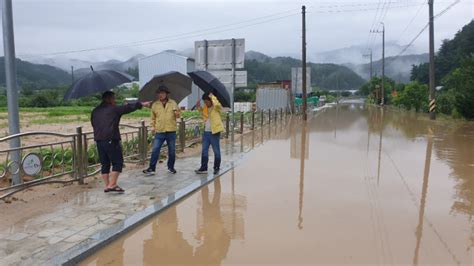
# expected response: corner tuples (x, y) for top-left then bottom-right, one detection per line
(168, 168), (177, 174)
(213, 169), (220, 175)
(143, 168), (155, 175)
(194, 168), (208, 174)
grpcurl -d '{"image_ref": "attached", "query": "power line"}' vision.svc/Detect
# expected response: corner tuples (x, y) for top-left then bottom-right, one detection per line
(396, 1), (427, 42)
(20, 2), (427, 58)
(19, 8), (300, 58)
(367, 1), (389, 53)
(388, 0), (461, 65)
(365, 0), (384, 54)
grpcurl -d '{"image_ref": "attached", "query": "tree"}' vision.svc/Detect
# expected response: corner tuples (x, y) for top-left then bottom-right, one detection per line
(436, 90), (456, 116)
(358, 76), (395, 103)
(393, 81), (428, 112)
(443, 55), (474, 119)
(234, 91), (255, 102)
(29, 94), (53, 107)
(411, 20), (474, 85)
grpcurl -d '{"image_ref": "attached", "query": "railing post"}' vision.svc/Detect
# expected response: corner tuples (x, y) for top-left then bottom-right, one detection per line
(75, 126), (84, 185)
(240, 112), (244, 134)
(179, 118), (185, 152)
(226, 112), (230, 139)
(251, 111), (255, 130)
(260, 110), (264, 127)
(139, 120), (146, 164)
(268, 109), (271, 125)
(280, 108), (283, 122)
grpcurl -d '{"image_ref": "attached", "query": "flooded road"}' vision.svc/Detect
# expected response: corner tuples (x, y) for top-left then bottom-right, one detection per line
(82, 103), (473, 265)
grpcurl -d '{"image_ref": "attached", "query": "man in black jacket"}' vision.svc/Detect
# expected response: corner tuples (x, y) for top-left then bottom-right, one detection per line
(91, 91), (151, 193)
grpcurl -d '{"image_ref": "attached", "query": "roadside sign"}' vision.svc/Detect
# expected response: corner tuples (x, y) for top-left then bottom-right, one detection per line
(291, 67), (311, 95)
(22, 153), (42, 176)
(209, 70), (247, 88)
(195, 39), (245, 70)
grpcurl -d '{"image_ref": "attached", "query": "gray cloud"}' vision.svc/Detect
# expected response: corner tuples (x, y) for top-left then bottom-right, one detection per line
(1, 0), (472, 62)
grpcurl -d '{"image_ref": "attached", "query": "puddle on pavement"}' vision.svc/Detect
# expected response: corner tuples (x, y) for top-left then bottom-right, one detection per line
(82, 102), (473, 265)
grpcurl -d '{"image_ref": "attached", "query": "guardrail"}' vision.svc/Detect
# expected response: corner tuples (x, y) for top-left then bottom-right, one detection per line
(0, 108), (295, 199)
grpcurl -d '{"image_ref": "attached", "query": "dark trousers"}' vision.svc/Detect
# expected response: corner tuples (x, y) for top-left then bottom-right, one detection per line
(96, 140), (123, 174)
(149, 132), (176, 171)
(200, 132), (221, 170)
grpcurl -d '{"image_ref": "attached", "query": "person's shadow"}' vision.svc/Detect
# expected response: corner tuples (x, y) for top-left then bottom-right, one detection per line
(142, 207), (194, 265)
(194, 179), (232, 265)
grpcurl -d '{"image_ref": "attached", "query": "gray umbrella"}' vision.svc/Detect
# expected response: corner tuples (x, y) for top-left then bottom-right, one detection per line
(138, 71), (192, 103)
(63, 67), (134, 100)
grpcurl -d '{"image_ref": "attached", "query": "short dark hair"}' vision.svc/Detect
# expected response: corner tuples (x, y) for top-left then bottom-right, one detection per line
(202, 93), (211, 101)
(102, 91), (115, 101)
(156, 85), (170, 94)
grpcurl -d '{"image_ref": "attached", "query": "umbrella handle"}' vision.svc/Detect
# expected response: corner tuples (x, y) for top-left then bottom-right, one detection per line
(90, 65), (94, 72)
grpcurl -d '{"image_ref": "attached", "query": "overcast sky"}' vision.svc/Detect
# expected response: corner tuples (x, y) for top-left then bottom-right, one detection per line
(1, 0), (473, 61)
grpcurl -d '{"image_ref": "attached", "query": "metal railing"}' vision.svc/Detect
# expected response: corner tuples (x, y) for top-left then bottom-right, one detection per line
(0, 108), (297, 199)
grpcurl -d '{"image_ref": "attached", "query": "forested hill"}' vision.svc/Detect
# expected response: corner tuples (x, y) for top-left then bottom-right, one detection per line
(1, 50), (365, 91)
(245, 51), (365, 90)
(0, 57), (70, 89)
(411, 20), (474, 84)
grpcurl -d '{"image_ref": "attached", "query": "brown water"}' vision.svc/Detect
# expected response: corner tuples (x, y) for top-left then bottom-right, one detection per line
(82, 103), (473, 265)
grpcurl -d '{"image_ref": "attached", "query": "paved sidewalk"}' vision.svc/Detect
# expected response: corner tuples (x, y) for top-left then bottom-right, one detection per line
(0, 135), (258, 266)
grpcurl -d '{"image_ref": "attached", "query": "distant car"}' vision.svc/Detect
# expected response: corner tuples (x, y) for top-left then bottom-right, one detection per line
(319, 96), (327, 102)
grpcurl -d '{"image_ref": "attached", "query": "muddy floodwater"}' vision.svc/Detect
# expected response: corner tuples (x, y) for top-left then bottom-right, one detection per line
(82, 102), (473, 265)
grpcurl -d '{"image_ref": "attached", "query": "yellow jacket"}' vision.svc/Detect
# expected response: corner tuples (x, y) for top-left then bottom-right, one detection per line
(151, 99), (179, 133)
(200, 96), (224, 134)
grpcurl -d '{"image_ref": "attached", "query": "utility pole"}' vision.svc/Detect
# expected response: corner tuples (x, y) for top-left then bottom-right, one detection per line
(231, 38), (236, 142)
(363, 49), (373, 79)
(371, 22), (385, 105)
(302, 5), (307, 121)
(428, 0), (436, 120)
(2, 0), (22, 184)
(381, 22), (385, 106)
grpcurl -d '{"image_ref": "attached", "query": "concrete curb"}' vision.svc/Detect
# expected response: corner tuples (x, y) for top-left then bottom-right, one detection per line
(47, 154), (245, 266)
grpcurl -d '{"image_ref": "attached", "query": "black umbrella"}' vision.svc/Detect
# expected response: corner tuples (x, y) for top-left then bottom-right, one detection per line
(138, 71), (192, 103)
(188, 71), (231, 108)
(63, 67), (134, 100)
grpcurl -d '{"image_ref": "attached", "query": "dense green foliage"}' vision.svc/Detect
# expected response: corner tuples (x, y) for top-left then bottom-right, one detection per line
(442, 56), (474, 119)
(362, 20), (474, 120)
(392, 82), (428, 112)
(234, 91), (256, 102)
(0, 83), (140, 108)
(411, 20), (474, 84)
(358, 76), (395, 104)
(245, 56), (365, 90)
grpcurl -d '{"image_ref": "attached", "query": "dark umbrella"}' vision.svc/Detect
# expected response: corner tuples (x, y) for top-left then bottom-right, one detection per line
(188, 71), (231, 108)
(63, 67), (134, 100)
(138, 71), (192, 103)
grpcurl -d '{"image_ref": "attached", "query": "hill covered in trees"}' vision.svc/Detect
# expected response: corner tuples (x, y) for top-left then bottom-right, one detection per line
(0, 57), (71, 90)
(411, 20), (474, 84)
(245, 51), (365, 90)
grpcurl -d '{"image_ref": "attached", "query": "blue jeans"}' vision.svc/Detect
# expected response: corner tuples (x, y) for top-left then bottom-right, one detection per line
(200, 132), (221, 170)
(149, 132), (176, 171)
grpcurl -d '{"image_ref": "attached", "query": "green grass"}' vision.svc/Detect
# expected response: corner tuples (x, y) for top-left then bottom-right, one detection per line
(30, 116), (90, 125)
(0, 106), (200, 122)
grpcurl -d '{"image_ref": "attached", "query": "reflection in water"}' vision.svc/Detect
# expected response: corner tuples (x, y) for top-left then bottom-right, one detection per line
(194, 179), (230, 265)
(377, 107), (384, 185)
(143, 207), (193, 265)
(413, 127), (433, 266)
(298, 122), (308, 230)
(83, 104), (472, 265)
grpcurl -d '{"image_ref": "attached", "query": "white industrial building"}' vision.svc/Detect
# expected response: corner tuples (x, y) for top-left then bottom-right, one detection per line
(139, 51), (199, 109)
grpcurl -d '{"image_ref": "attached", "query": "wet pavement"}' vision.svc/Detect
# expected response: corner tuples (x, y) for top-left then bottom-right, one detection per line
(0, 132), (265, 266)
(82, 101), (473, 265)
